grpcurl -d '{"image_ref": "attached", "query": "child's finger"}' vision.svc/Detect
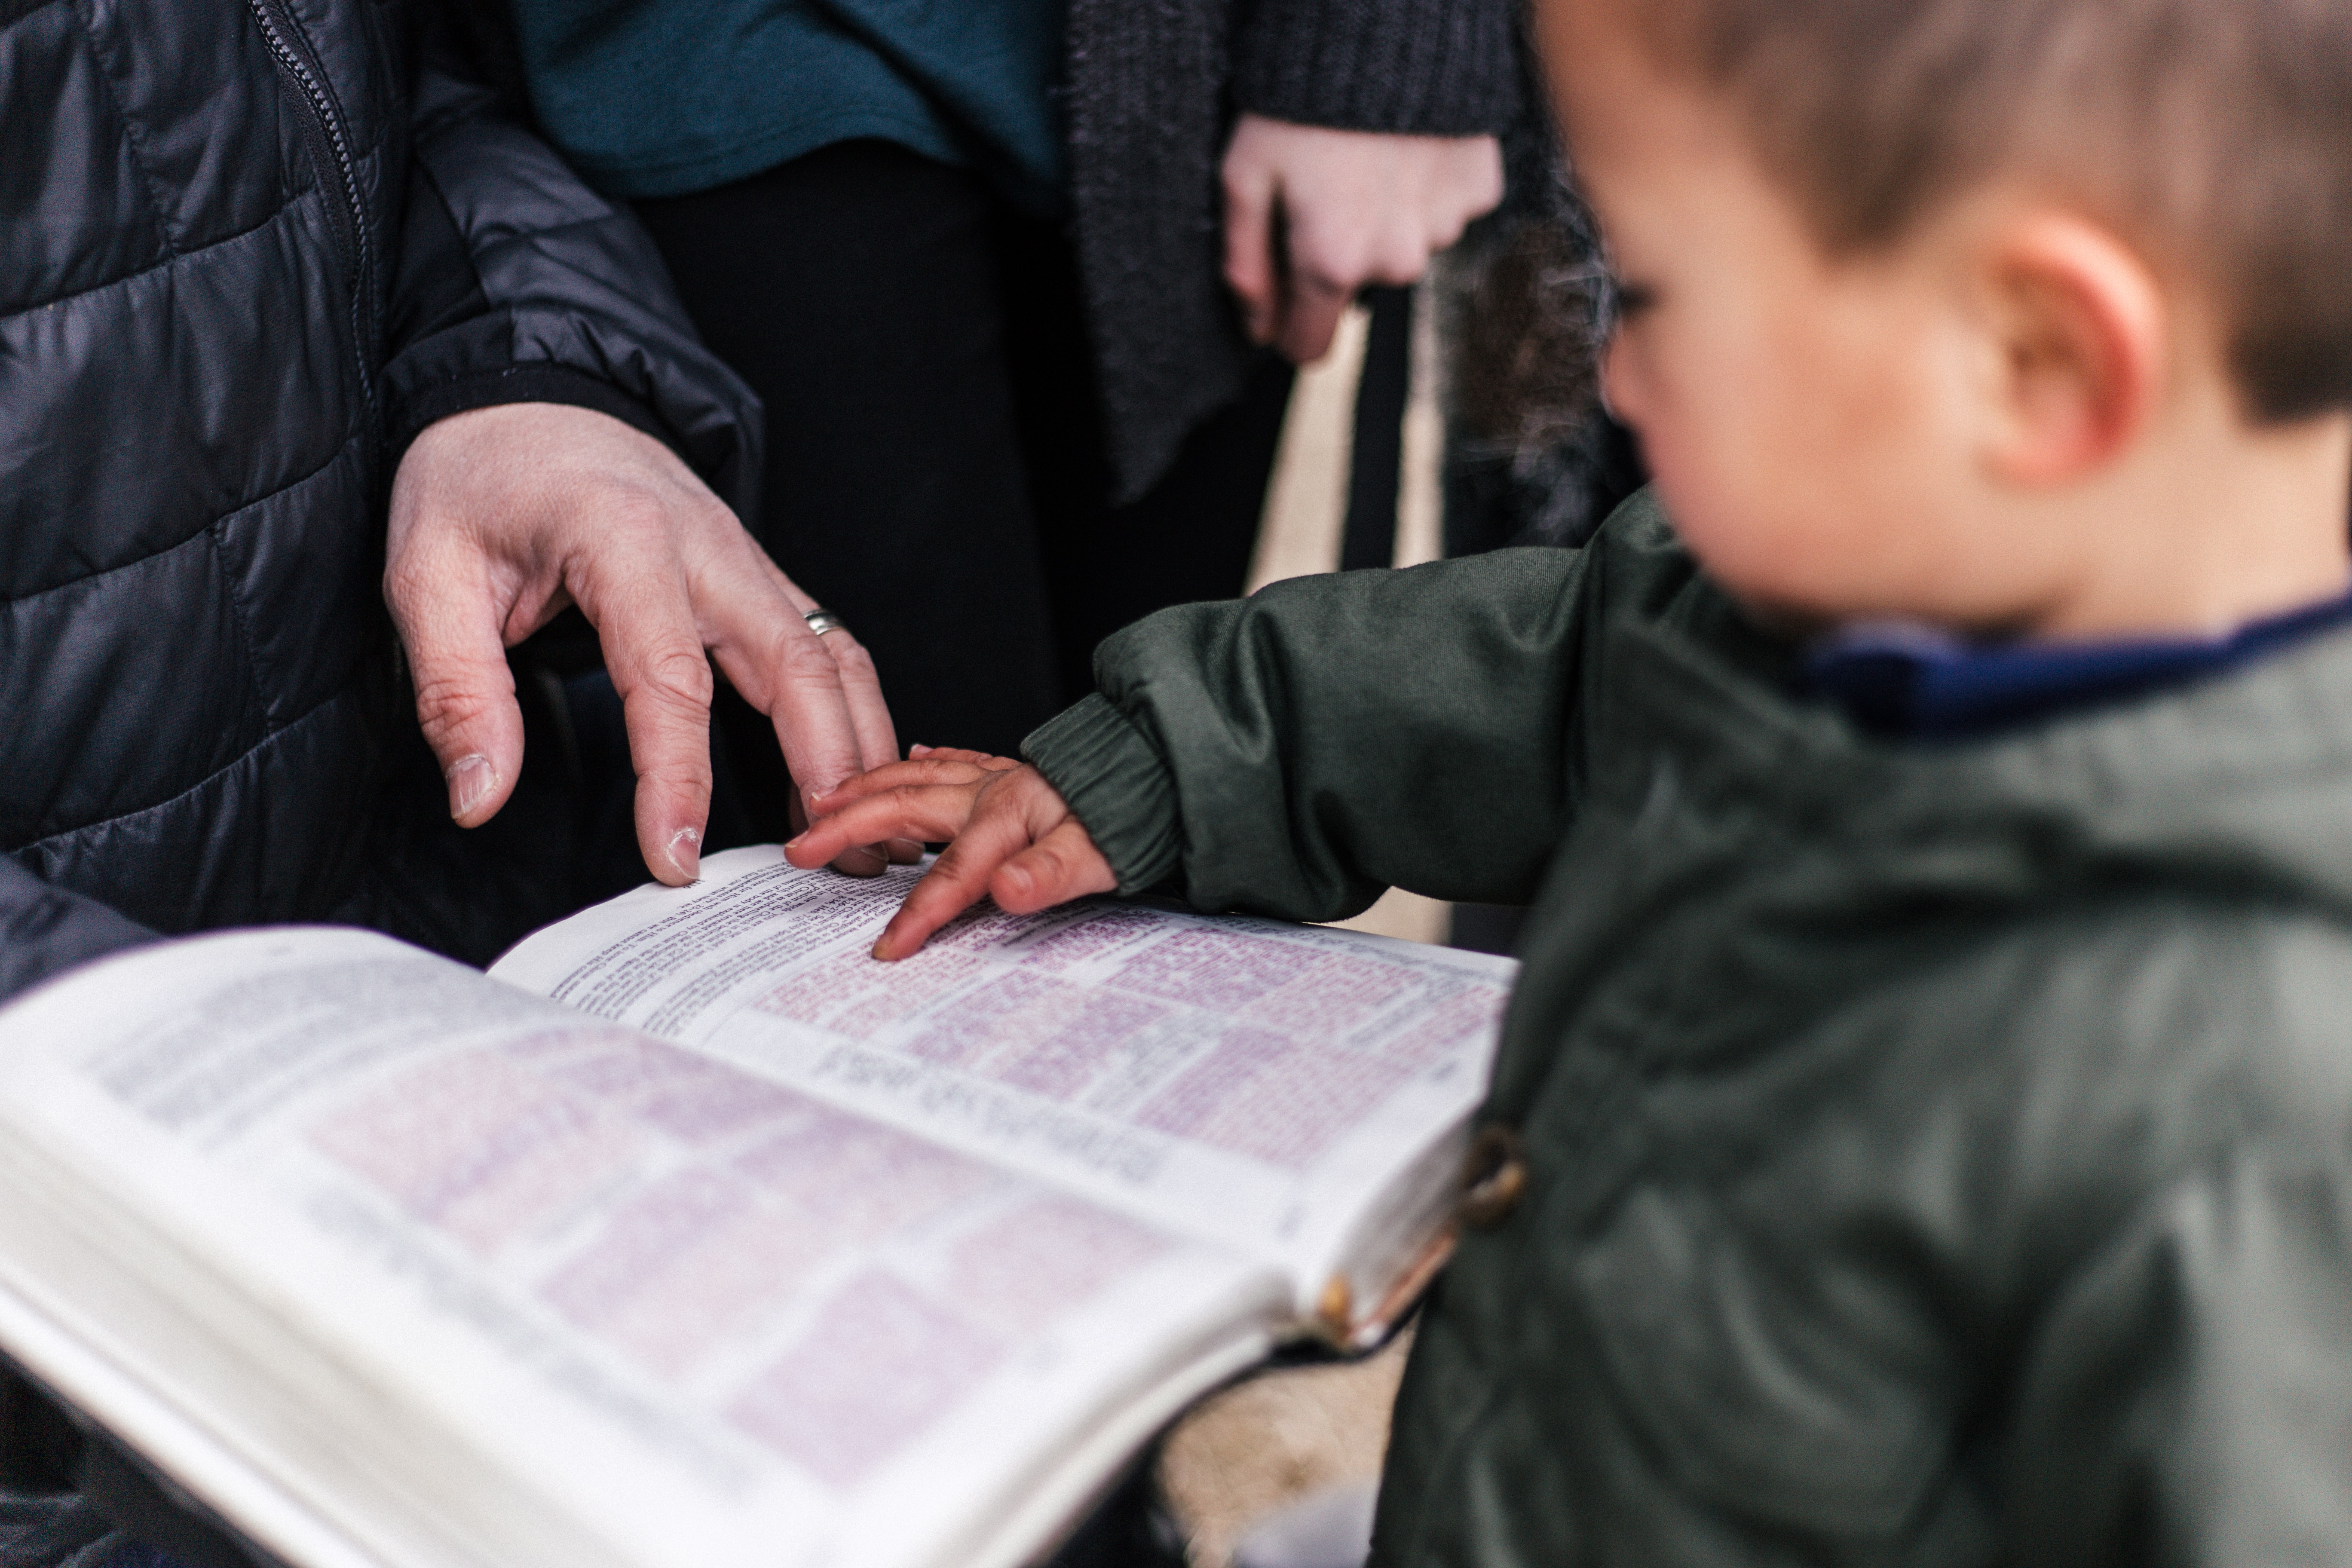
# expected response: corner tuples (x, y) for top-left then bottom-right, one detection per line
(904, 745), (1015, 769)
(870, 803), (1039, 959)
(784, 783), (978, 867)
(869, 865), (986, 961)
(787, 788), (891, 877)
(811, 756), (1001, 814)
(992, 819), (1118, 912)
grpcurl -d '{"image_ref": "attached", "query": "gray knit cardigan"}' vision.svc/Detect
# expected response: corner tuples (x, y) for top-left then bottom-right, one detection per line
(448, 0), (1524, 504)
(1066, 0), (1523, 501)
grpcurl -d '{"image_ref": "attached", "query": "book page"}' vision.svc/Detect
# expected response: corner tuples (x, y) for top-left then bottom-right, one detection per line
(493, 848), (1518, 1318)
(0, 930), (1281, 1568)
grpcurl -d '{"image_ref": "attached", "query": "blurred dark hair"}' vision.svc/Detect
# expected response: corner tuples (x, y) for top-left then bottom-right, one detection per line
(1629, 0), (2352, 422)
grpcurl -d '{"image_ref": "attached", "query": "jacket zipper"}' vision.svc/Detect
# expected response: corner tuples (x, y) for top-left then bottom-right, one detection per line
(245, 0), (379, 427)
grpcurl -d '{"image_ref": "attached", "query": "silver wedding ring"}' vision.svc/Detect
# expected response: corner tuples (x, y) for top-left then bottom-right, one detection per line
(803, 608), (850, 638)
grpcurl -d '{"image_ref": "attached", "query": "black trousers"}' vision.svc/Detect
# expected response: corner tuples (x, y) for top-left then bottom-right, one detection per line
(634, 141), (1293, 793)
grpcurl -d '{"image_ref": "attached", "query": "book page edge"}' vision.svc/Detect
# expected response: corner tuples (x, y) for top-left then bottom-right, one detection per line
(0, 1271), (387, 1568)
(952, 1322), (1274, 1568)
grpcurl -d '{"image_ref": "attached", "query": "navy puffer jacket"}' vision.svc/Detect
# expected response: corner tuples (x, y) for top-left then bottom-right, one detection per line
(0, 0), (759, 1000)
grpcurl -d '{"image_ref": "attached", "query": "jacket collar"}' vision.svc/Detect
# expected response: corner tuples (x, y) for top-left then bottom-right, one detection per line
(1612, 598), (2352, 922)
(1797, 591), (2352, 741)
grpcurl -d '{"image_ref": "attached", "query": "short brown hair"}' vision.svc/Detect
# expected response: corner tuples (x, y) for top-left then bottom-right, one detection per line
(1624, 0), (2352, 423)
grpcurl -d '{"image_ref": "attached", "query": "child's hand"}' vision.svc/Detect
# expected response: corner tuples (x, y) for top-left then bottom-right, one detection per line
(784, 747), (1118, 959)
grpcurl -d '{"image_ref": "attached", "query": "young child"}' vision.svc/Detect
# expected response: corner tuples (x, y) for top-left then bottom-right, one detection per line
(791, 0), (2352, 1558)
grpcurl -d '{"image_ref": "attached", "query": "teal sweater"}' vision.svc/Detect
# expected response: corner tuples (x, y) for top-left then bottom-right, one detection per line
(506, 0), (1066, 210)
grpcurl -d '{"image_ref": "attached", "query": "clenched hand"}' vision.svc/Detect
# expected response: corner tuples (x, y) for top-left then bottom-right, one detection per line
(1222, 115), (1504, 364)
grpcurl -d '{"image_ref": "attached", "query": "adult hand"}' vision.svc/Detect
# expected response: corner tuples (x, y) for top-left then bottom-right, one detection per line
(785, 750), (1117, 960)
(386, 401), (915, 886)
(1222, 114), (1504, 364)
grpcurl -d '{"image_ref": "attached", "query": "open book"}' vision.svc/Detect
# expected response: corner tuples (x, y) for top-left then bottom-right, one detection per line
(0, 847), (1515, 1568)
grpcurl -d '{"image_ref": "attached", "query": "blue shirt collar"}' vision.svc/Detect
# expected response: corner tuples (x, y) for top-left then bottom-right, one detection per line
(1799, 589), (2352, 740)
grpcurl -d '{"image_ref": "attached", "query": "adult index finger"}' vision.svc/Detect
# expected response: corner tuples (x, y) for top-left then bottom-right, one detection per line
(576, 545), (716, 885)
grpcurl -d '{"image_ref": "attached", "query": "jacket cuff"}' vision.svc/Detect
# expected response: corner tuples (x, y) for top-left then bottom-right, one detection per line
(1021, 695), (1185, 896)
(1233, 0), (1522, 136)
(0, 861), (157, 1007)
(385, 364), (683, 473)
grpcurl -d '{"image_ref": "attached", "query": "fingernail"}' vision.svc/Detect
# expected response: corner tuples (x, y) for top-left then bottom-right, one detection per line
(910, 744), (933, 758)
(784, 832), (806, 851)
(445, 754), (496, 820)
(667, 827), (701, 882)
(870, 937), (894, 962)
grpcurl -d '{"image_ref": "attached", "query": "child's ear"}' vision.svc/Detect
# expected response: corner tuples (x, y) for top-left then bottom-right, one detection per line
(1976, 214), (2167, 486)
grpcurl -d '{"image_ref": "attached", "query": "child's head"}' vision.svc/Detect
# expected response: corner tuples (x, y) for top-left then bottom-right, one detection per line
(1538, 0), (2352, 639)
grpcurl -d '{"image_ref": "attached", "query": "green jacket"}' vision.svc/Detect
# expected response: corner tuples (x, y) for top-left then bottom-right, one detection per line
(1023, 490), (2352, 1566)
